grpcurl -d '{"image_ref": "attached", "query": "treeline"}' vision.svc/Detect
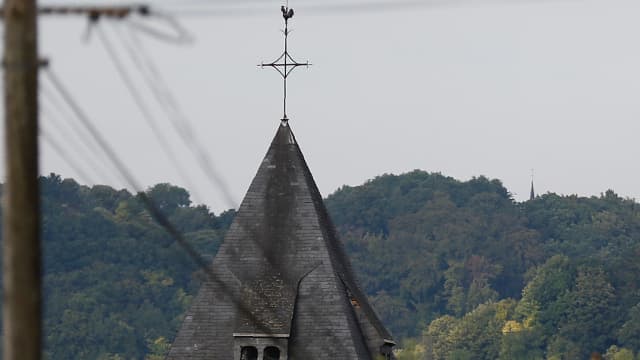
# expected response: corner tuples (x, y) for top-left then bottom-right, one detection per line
(0, 171), (639, 359)
(325, 171), (640, 359)
(2, 174), (234, 359)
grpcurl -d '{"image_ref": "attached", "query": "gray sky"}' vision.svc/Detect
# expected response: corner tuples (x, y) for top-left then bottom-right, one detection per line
(5, 0), (640, 212)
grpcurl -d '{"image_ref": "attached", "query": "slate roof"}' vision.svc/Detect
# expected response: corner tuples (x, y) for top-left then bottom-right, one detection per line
(167, 123), (395, 359)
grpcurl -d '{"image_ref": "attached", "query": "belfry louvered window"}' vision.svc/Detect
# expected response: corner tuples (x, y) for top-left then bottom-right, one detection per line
(240, 346), (258, 360)
(263, 346), (280, 360)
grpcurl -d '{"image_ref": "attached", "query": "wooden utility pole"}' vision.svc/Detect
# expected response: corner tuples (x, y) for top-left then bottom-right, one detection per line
(0, 5), (151, 359)
(2, 0), (41, 358)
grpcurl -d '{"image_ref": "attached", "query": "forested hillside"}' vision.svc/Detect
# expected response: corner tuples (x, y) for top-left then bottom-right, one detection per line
(325, 171), (640, 360)
(1, 171), (639, 359)
(2, 174), (235, 359)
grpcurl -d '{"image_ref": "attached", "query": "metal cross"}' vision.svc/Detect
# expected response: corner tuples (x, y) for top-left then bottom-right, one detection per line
(259, 5), (311, 123)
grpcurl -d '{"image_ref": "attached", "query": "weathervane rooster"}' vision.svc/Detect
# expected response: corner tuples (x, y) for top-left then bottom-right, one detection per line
(281, 5), (294, 21)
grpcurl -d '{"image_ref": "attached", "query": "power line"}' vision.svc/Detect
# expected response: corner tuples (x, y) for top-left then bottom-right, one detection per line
(113, 20), (237, 208)
(126, 10), (193, 44)
(118, 23), (190, 138)
(40, 85), (121, 185)
(40, 84), (104, 160)
(93, 21), (203, 199)
(159, 0), (580, 17)
(39, 124), (96, 186)
(152, 0), (260, 5)
(40, 101), (98, 183)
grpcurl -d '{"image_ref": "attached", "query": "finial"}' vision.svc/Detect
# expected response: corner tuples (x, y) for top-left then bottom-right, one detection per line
(259, 3), (311, 122)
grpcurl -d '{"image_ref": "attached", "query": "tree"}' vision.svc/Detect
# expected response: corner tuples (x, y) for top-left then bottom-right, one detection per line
(425, 315), (458, 360)
(145, 183), (191, 214)
(603, 345), (635, 360)
(617, 303), (640, 352)
(546, 336), (582, 360)
(499, 327), (544, 360)
(559, 267), (617, 357)
(515, 255), (574, 338)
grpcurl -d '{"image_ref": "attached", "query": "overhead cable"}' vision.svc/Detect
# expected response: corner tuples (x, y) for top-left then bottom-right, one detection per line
(127, 10), (194, 45)
(116, 21), (237, 208)
(39, 121), (97, 185)
(94, 21), (202, 199)
(40, 85), (121, 185)
(40, 84), (104, 159)
(159, 0), (577, 17)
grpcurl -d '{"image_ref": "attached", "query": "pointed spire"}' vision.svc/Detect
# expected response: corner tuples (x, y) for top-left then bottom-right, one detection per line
(168, 124), (394, 359)
(530, 180), (535, 200)
(529, 169), (535, 200)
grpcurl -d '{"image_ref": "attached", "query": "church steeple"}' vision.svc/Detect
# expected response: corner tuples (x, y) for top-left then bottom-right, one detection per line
(168, 8), (394, 358)
(168, 123), (395, 359)
(529, 170), (535, 200)
(530, 180), (535, 200)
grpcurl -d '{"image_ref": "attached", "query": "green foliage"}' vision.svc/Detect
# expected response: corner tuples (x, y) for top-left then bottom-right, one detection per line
(604, 345), (636, 360)
(515, 255), (574, 337)
(425, 315), (458, 360)
(326, 172), (543, 337)
(394, 338), (426, 360)
(145, 183), (191, 213)
(499, 327), (545, 360)
(559, 266), (617, 356)
(145, 336), (171, 360)
(2, 170), (640, 358)
(26, 174), (228, 358)
(425, 300), (517, 359)
(618, 303), (640, 351)
(443, 256), (501, 316)
(327, 172), (640, 357)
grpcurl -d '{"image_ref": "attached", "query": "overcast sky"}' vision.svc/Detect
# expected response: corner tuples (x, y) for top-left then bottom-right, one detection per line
(4, 0), (640, 212)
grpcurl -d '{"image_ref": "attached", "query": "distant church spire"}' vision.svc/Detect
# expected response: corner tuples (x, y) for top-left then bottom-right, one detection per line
(529, 169), (536, 200)
(260, 3), (311, 123)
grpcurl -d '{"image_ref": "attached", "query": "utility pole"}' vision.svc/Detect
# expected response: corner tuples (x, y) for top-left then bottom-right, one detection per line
(0, 5), (154, 359)
(2, 0), (41, 359)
